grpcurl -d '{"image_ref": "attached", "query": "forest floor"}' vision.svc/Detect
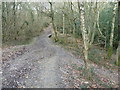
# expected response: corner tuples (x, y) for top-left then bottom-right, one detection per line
(2, 26), (119, 88)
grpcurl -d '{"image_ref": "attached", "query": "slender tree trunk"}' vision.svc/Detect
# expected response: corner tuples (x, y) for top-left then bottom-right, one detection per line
(2, 2), (6, 41)
(116, 42), (120, 66)
(78, 2), (89, 70)
(116, 2), (120, 66)
(90, 2), (97, 45)
(62, 2), (65, 35)
(118, 1), (120, 34)
(6, 2), (10, 41)
(49, 2), (58, 41)
(108, 3), (117, 58)
(13, 2), (17, 40)
(70, 2), (76, 36)
(70, 2), (74, 45)
(97, 10), (105, 38)
(110, 3), (117, 47)
(107, 3), (117, 58)
(13, 2), (16, 30)
(63, 13), (65, 34)
(2, 2), (6, 26)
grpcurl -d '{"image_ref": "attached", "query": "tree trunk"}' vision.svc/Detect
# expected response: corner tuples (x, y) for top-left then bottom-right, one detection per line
(13, 1), (17, 40)
(78, 2), (89, 70)
(110, 3), (117, 48)
(108, 3), (117, 58)
(90, 2), (97, 45)
(63, 13), (65, 34)
(49, 2), (58, 42)
(97, 10), (105, 38)
(70, 2), (76, 36)
(2, 2), (6, 41)
(118, 1), (120, 35)
(13, 2), (16, 30)
(116, 42), (120, 66)
(116, 2), (120, 66)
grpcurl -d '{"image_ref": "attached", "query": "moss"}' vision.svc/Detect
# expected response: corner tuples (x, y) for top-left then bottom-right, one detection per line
(115, 55), (120, 66)
(107, 47), (113, 58)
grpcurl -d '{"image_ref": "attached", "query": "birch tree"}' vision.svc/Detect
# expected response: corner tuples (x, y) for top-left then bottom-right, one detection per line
(78, 2), (89, 70)
(62, 13), (65, 34)
(62, 3), (65, 35)
(108, 3), (117, 57)
(116, 2), (120, 66)
(110, 3), (117, 48)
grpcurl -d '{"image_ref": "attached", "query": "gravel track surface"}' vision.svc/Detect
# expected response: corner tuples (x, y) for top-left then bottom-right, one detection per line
(2, 26), (118, 88)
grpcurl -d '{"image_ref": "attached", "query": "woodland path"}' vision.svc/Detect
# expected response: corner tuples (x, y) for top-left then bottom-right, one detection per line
(2, 26), (118, 88)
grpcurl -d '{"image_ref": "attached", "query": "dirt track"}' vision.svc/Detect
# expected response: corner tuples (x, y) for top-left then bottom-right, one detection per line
(2, 26), (118, 88)
(2, 26), (80, 88)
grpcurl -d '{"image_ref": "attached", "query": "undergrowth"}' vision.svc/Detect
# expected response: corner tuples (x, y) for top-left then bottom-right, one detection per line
(56, 35), (118, 71)
(71, 64), (114, 88)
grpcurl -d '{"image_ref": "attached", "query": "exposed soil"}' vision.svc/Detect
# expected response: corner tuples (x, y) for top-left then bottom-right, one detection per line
(2, 26), (119, 88)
